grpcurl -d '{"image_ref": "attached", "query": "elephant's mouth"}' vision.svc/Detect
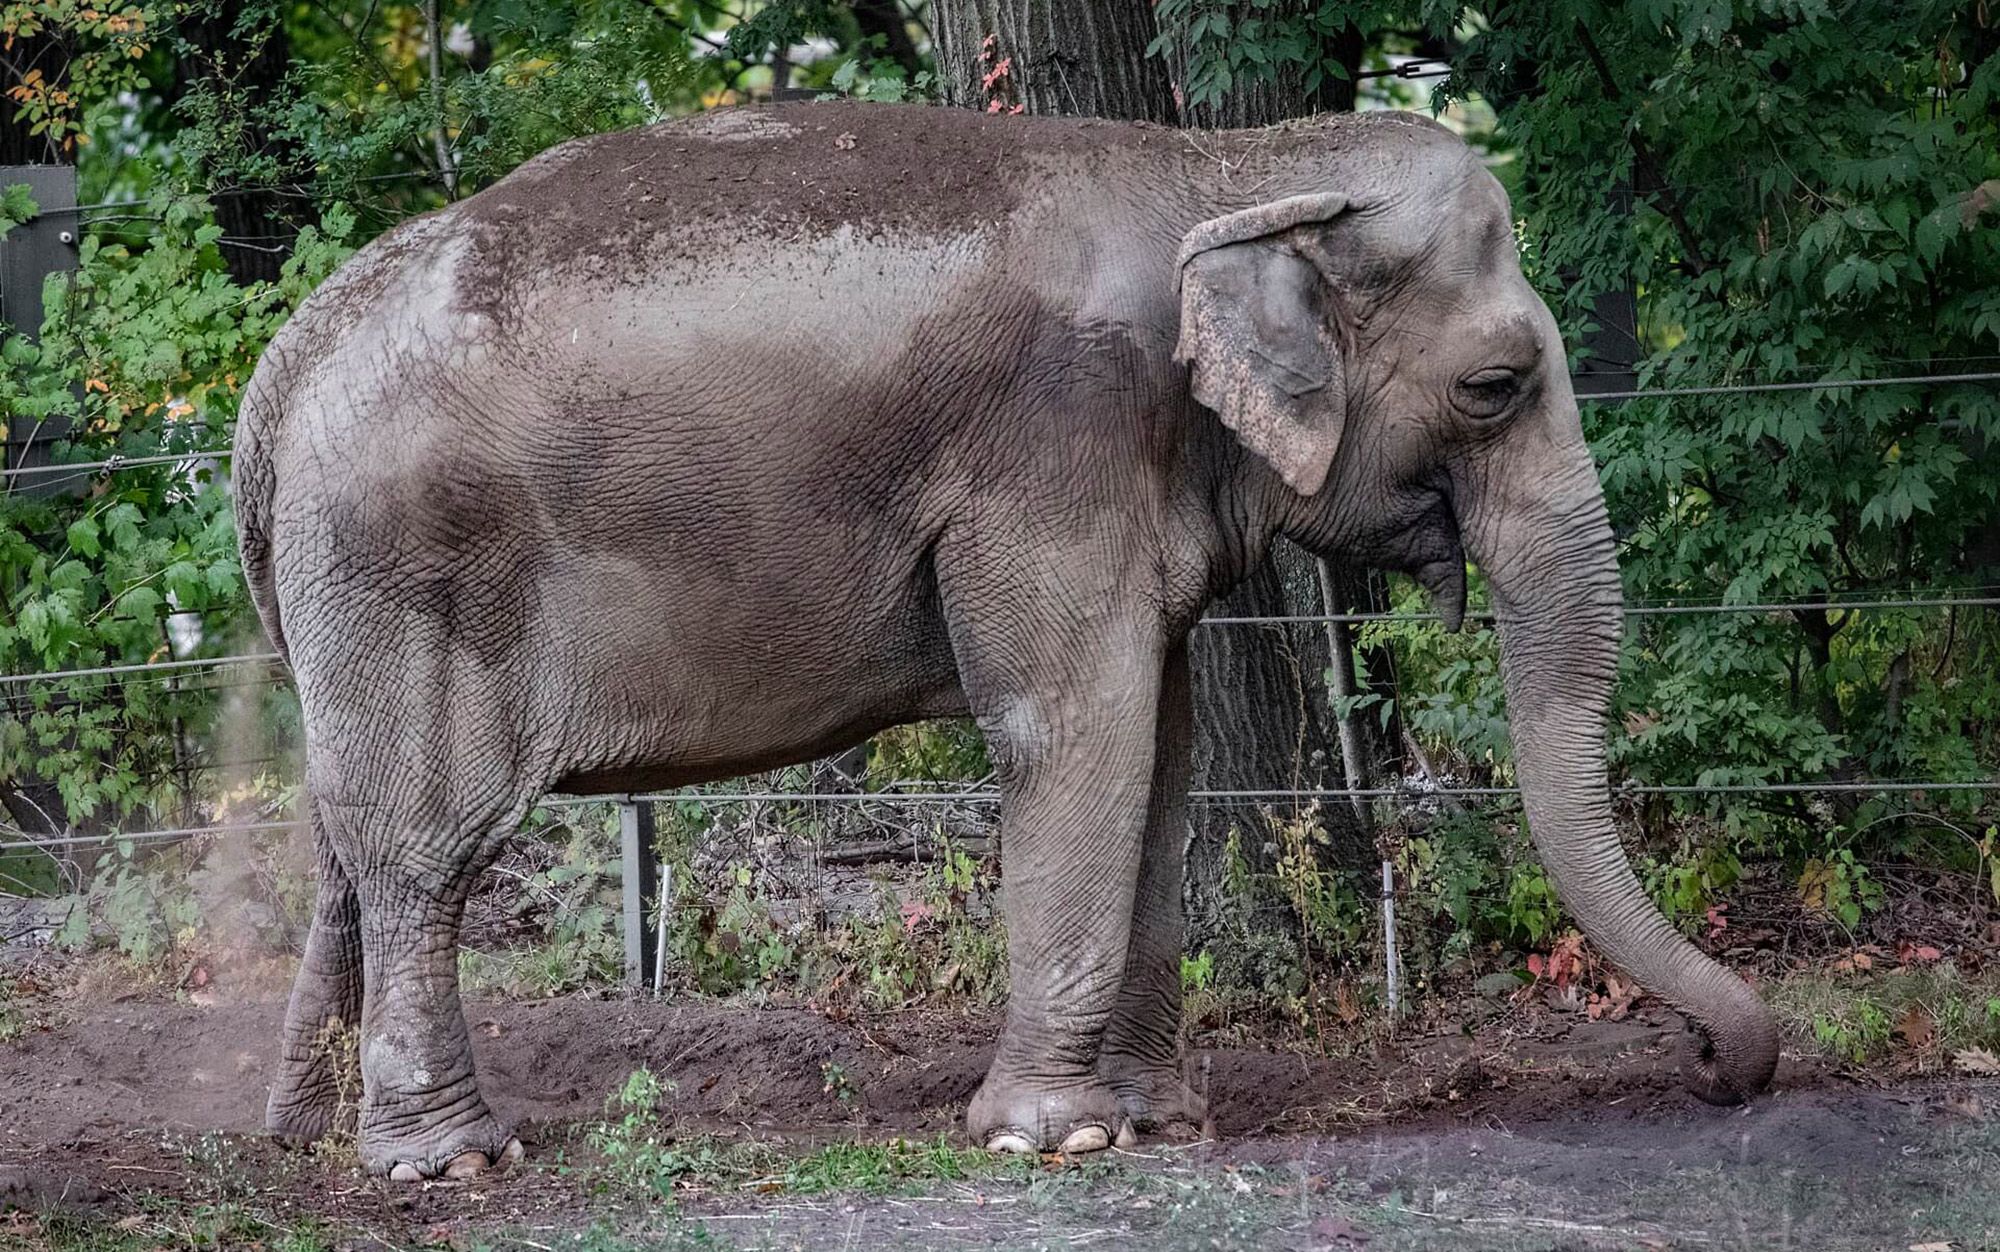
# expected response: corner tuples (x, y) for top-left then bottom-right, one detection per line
(1416, 552), (1467, 632)
(1303, 485), (1466, 629)
(1378, 488), (1468, 632)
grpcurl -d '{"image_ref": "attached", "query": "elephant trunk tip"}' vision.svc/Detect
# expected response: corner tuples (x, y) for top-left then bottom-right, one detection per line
(1678, 994), (1780, 1105)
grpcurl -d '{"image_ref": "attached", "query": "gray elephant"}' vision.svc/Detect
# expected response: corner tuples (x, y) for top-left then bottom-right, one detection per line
(233, 101), (1778, 1180)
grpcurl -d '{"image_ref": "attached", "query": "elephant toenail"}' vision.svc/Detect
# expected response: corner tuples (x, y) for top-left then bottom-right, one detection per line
(389, 1162), (424, 1183)
(1058, 1124), (1111, 1154)
(443, 1150), (491, 1179)
(1114, 1120), (1138, 1150)
(984, 1130), (1037, 1154)
(499, 1138), (525, 1166)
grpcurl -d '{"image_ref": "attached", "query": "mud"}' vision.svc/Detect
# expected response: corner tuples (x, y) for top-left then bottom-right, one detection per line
(1, 996), (1994, 1250)
(0, 997), (1743, 1147)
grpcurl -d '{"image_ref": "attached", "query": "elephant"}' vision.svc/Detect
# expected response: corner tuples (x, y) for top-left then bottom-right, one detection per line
(232, 100), (1779, 1181)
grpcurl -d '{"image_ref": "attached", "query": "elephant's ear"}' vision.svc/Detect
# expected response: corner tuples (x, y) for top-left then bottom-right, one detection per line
(1174, 193), (1351, 496)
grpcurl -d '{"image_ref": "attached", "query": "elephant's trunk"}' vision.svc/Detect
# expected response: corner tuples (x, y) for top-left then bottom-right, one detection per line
(1467, 459), (1779, 1104)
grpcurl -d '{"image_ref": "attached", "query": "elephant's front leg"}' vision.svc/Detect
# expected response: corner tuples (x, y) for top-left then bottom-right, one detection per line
(954, 607), (1163, 1155)
(1099, 642), (1210, 1136)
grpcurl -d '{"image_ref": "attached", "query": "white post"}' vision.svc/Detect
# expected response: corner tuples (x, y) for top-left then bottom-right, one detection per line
(653, 863), (672, 997)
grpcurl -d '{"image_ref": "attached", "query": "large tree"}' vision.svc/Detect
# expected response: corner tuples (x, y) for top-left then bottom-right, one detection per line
(932, 0), (1388, 960)
(174, 3), (308, 284)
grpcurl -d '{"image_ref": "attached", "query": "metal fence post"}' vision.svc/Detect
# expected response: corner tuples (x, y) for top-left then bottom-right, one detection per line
(618, 798), (659, 989)
(1, 164), (80, 498)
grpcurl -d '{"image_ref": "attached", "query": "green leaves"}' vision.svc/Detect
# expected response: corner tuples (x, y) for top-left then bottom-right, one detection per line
(0, 183), (39, 235)
(0, 185), (350, 825)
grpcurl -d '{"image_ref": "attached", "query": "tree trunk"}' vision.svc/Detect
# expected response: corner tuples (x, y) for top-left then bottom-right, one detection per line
(932, 0), (1175, 121)
(176, 5), (307, 284)
(849, 0), (925, 78)
(1181, 21), (1385, 953)
(928, 0), (1384, 951)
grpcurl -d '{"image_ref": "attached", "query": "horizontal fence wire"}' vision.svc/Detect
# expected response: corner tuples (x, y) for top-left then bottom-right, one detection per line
(1202, 594), (2000, 626)
(0, 653), (284, 688)
(558, 780), (2000, 807)
(12, 779), (1994, 853)
(6, 595), (1996, 690)
(7, 370), (1998, 487)
(1, 449), (228, 481)
(1571, 369), (2000, 402)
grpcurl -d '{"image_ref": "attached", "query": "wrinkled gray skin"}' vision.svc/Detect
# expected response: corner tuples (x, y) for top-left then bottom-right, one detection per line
(235, 102), (1778, 1180)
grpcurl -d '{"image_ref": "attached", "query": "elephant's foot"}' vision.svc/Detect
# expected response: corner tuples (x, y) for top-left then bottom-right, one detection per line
(268, 1080), (342, 1144)
(362, 1098), (523, 1181)
(266, 1034), (358, 1149)
(968, 1075), (1134, 1155)
(1101, 1058), (1212, 1139)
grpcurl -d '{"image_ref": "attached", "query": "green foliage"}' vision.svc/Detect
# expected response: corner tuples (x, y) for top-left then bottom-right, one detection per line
(43, 825), (307, 961)
(1797, 847), (1885, 929)
(1, 195), (349, 824)
(1466, 1), (2000, 809)
(272, 0), (694, 215)
(583, 1067), (1009, 1202)
(864, 719), (989, 784)
(0, 1), (159, 154)
(822, 46), (934, 103)
(460, 807), (625, 997)
(1774, 965), (2000, 1068)
(1147, 0), (1381, 118)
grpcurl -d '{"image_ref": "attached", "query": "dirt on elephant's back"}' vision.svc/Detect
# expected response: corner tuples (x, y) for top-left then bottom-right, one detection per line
(453, 100), (1174, 267)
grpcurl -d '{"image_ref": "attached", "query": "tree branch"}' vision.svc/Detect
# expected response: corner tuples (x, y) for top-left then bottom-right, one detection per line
(1574, 20), (1710, 277)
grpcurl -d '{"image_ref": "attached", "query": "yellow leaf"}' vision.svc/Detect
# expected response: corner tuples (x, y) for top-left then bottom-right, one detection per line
(1798, 859), (1832, 911)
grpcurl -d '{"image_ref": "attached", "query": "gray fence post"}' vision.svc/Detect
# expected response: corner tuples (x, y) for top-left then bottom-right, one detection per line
(618, 798), (659, 988)
(1, 164), (80, 498)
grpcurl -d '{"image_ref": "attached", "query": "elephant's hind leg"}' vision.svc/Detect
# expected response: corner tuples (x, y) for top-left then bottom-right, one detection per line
(327, 787), (529, 1181)
(267, 801), (363, 1147)
(291, 609), (543, 1178)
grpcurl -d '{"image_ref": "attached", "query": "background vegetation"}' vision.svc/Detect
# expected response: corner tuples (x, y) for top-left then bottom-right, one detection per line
(1, 0), (1996, 1050)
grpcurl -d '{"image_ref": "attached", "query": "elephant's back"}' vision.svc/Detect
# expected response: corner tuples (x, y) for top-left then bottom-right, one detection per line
(450, 101), (1181, 281)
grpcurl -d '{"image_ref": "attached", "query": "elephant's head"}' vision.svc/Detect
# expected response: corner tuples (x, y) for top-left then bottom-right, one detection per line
(1173, 156), (1779, 1104)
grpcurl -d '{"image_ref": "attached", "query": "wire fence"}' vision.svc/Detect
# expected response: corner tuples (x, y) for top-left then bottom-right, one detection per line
(6, 593), (1996, 691)
(8, 367), (1999, 490)
(5, 774), (1995, 854)
(2, 544), (1994, 851)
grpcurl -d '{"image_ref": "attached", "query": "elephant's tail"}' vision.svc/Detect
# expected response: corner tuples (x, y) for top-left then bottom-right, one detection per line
(233, 366), (288, 663)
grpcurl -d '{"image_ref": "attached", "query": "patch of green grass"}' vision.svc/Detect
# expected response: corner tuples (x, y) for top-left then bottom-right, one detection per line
(18, 1204), (343, 1252)
(578, 1067), (1034, 1203)
(579, 1124), (1030, 1202)
(1770, 963), (2000, 1067)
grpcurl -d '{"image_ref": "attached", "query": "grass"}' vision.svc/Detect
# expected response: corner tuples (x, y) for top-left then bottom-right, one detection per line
(1769, 962), (2000, 1067)
(14, 1110), (2000, 1252)
(7, 1205), (346, 1252)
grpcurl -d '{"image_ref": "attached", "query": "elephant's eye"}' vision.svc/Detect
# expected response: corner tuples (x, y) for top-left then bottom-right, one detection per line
(1453, 366), (1521, 420)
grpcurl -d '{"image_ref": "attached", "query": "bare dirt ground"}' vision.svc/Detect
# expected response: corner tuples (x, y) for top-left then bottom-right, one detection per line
(2, 995), (1997, 1251)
